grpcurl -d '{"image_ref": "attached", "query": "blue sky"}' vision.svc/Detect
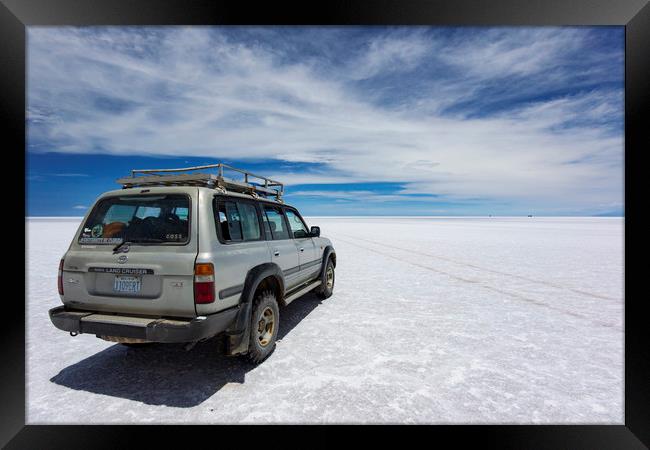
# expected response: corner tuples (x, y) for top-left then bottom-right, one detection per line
(26, 26), (624, 216)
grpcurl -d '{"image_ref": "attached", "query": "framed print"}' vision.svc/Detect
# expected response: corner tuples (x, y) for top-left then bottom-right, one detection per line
(4, 0), (648, 447)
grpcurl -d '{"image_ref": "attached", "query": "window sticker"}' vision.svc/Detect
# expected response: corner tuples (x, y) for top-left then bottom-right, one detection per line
(91, 224), (104, 237)
(79, 237), (122, 244)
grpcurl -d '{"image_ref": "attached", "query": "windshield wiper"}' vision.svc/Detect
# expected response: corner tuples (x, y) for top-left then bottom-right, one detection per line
(113, 240), (132, 253)
(112, 238), (166, 253)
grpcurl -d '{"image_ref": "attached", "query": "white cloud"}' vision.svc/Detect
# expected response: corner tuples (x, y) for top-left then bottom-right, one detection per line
(438, 28), (587, 78)
(347, 30), (432, 80)
(27, 27), (623, 213)
(288, 190), (437, 203)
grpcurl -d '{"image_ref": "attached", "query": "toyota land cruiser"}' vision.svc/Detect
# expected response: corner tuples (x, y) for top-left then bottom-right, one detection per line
(49, 163), (336, 363)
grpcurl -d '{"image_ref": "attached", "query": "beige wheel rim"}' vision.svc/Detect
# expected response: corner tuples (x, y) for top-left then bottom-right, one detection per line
(257, 306), (275, 347)
(326, 266), (334, 289)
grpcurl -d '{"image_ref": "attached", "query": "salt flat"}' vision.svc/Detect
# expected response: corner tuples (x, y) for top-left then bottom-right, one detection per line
(26, 216), (623, 424)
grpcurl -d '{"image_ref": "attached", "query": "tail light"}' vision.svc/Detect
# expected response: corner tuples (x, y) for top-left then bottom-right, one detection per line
(194, 263), (215, 304)
(58, 259), (64, 295)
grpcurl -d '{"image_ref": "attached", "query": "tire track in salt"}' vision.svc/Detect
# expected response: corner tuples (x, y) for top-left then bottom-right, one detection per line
(338, 233), (620, 302)
(334, 236), (622, 331)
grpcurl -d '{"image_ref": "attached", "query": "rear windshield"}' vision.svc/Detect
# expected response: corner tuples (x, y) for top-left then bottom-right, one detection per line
(79, 194), (190, 245)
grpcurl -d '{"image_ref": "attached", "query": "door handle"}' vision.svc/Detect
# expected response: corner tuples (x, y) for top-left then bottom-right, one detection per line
(273, 250), (280, 256)
(299, 247), (304, 252)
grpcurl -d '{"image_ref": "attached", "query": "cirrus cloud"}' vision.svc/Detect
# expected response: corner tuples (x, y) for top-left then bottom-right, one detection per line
(27, 26), (624, 215)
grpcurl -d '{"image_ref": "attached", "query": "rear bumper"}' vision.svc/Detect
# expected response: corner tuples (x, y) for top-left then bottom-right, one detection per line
(48, 305), (239, 343)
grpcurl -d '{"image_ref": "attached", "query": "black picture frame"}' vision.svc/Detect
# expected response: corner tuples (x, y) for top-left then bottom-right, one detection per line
(5, 0), (647, 447)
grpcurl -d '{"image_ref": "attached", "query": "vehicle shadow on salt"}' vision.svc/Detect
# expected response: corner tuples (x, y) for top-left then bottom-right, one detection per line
(49, 293), (323, 408)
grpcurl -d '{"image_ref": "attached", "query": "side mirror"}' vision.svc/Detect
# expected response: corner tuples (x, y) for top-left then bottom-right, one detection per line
(310, 226), (320, 237)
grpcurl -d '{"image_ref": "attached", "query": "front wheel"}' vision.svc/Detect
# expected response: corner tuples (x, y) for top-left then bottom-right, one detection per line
(247, 290), (280, 364)
(316, 258), (335, 299)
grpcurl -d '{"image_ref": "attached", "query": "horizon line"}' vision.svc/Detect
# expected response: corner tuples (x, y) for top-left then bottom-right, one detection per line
(24, 215), (624, 219)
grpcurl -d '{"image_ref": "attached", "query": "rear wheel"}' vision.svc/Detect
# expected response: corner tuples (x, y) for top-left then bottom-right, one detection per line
(316, 258), (335, 299)
(247, 290), (279, 364)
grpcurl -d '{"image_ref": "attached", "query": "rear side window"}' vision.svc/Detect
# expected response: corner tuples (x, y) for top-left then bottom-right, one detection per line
(215, 199), (262, 242)
(217, 201), (243, 241)
(238, 203), (261, 240)
(262, 205), (289, 240)
(79, 194), (190, 244)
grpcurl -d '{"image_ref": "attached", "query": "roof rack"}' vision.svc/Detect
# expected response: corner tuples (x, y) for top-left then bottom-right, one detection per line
(116, 163), (284, 202)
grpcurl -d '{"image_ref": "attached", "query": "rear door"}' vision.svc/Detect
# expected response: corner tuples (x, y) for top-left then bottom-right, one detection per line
(206, 196), (271, 312)
(260, 204), (301, 290)
(61, 189), (198, 318)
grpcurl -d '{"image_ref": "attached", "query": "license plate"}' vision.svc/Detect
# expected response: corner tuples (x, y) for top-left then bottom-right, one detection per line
(113, 276), (141, 293)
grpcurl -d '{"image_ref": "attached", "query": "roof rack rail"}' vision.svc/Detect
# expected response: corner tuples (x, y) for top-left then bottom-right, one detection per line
(116, 163), (284, 202)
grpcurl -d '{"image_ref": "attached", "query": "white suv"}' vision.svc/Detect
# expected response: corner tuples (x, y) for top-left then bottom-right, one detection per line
(49, 164), (336, 363)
